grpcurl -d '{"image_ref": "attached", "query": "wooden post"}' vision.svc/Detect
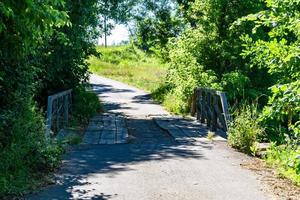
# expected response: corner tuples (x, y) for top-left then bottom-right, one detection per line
(196, 89), (201, 121)
(64, 95), (69, 127)
(200, 89), (205, 124)
(192, 88), (231, 133)
(212, 93), (218, 131)
(206, 91), (212, 129)
(46, 96), (53, 139)
(219, 92), (231, 131)
(191, 88), (197, 116)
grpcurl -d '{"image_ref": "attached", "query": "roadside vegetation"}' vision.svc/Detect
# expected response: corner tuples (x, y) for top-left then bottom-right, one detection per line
(0, 0), (114, 197)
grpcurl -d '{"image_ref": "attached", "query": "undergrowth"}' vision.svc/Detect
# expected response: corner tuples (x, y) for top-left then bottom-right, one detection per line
(0, 99), (64, 198)
(228, 105), (264, 154)
(266, 144), (300, 186)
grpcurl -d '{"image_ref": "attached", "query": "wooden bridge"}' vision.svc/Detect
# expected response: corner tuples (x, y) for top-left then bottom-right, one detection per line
(45, 87), (231, 139)
(191, 88), (231, 132)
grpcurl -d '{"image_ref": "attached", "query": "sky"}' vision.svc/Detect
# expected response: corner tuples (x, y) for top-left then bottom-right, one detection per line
(98, 24), (130, 46)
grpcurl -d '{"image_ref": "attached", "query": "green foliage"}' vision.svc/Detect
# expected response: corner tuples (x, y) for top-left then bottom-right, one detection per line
(89, 45), (167, 92)
(261, 81), (300, 144)
(99, 0), (136, 46)
(36, 0), (100, 106)
(151, 83), (173, 104)
(0, 0), (104, 196)
(228, 105), (264, 154)
(221, 71), (250, 102)
(73, 87), (102, 125)
(240, 0), (300, 144)
(132, 1), (183, 57)
(240, 0), (300, 82)
(161, 0), (267, 114)
(0, 99), (64, 197)
(165, 28), (220, 113)
(0, 1), (68, 196)
(65, 134), (82, 145)
(266, 144), (300, 186)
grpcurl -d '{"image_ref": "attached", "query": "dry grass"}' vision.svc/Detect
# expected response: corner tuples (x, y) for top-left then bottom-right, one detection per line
(241, 158), (300, 200)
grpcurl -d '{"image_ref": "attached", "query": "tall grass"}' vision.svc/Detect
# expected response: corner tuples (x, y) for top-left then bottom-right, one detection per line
(88, 45), (167, 92)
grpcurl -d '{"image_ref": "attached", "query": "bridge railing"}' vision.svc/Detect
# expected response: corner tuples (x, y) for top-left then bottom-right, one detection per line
(46, 89), (72, 138)
(191, 88), (231, 132)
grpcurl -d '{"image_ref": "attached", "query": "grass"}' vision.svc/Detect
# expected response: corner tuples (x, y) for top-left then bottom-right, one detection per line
(88, 45), (167, 92)
(88, 45), (190, 114)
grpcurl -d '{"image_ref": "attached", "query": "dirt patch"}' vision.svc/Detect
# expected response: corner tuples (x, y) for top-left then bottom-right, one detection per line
(241, 158), (300, 200)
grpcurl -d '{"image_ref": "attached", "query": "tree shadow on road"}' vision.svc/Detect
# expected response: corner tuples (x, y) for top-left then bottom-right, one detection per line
(29, 116), (216, 200)
(90, 84), (135, 95)
(28, 81), (224, 199)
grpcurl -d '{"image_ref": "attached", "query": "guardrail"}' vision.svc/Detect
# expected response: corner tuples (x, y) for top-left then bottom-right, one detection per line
(191, 88), (231, 132)
(46, 89), (72, 138)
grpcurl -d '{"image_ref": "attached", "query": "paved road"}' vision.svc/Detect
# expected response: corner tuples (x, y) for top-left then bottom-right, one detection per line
(29, 74), (272, 200)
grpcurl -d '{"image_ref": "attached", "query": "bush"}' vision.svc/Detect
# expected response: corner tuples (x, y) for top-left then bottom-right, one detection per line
(151, 83), (173, 104)
(261, 81), (300, 144)
(0, 99), (64, 197)
(266, 144), (300, 186)
(228, 105), (264, 154)
(72, 87), (102, 125)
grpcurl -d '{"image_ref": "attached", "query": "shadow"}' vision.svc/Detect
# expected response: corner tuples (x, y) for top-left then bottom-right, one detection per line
(155, 117), (228, 140)
(90, 84), (135, 95)
(99, 101), (137, 114)
(28, 80), (229, 199)
(131, 94), (158, 105)
(28, 117), (213, 200)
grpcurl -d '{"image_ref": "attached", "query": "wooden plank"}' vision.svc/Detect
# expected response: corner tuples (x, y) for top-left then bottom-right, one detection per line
(218, 92), (231, 131)
(212, 94), (218, 131)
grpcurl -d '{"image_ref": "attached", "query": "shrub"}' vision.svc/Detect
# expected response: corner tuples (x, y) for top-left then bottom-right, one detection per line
(163, 92), (189, 114)
(72, 87), (102, 125)
(261, 81), (300, 144)
(151, 82), (173, 104)
(221, 71), (252, 103)
(0, 99), (64, 197)
(228, 105), (264, 154)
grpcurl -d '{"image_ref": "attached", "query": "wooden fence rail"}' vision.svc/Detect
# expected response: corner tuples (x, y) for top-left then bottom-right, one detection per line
(191, 88), (231, 132)
(46, 89), (72, 138)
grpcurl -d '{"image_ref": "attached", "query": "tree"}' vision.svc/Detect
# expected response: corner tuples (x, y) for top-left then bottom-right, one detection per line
(34, 0), (100, 107)
(0, 0), (68, 195)
(132, 0), (183, 57)
(155, 0), (269, 114)
(239, 0), (300, 140)
(99, 0), (136, 47)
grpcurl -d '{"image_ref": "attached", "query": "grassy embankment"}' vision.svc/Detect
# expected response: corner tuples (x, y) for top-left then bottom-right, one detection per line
(89, 45), (166, 92)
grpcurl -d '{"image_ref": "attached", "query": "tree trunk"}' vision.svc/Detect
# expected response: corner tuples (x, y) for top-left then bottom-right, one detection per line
(104, 15), (107, 48)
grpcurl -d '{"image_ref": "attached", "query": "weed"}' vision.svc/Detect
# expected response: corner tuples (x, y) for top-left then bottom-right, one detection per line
(207, 131), (215, 141)
(228, 104), (264, 154)
(266, 144), (300, 186)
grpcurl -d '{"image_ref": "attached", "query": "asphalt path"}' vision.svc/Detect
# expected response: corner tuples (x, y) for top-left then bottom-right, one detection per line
(28, 74), (272, 200)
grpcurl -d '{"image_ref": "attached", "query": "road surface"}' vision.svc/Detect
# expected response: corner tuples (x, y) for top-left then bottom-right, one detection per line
(29, 74), (272, 200)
